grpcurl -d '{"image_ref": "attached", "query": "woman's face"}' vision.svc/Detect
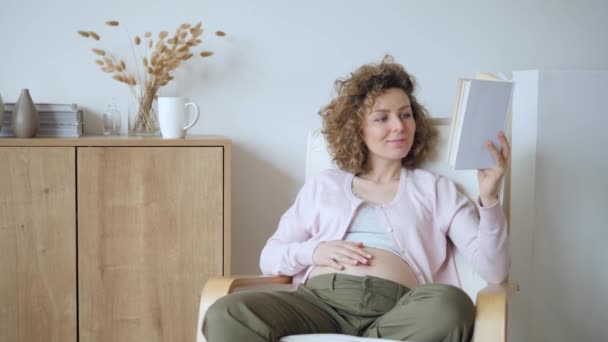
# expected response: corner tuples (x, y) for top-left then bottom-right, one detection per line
(361, 88), (416, 166)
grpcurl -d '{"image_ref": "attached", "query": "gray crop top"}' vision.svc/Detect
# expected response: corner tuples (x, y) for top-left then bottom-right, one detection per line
(343, 202), (401, 256)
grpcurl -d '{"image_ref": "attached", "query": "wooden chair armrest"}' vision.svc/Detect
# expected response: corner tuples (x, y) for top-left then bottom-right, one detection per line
(203, 275), (293, 298)
(197, 275), (293, 335)
(472, 282), (519, 342)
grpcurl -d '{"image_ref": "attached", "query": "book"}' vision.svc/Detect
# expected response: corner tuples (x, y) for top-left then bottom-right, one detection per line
(3, 102), (78, 112)
(447, 77), (514, 170)
(2, 109), (83, 125)
(0, 123), (83, 138)
(36, 125), (83, 137)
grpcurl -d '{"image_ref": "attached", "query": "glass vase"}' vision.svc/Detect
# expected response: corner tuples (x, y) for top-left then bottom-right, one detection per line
(103, 99), (121, 136)
(128, 87), (160, 136)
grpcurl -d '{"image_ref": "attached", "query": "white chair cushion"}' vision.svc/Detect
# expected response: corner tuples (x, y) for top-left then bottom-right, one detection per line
(282, 334), (410, 342)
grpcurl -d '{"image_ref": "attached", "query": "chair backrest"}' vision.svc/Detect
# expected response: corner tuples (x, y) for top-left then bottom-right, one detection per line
(305, 118), (500, 301)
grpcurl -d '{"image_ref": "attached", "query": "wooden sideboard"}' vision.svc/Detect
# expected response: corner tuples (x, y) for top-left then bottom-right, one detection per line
(0, 136), (231, 342)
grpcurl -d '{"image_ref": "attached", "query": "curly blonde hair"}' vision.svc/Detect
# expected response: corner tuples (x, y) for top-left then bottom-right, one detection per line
(319, 55), (438, 174)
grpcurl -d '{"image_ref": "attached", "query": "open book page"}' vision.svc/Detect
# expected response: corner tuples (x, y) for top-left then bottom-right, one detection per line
(447, 79), (465, 163)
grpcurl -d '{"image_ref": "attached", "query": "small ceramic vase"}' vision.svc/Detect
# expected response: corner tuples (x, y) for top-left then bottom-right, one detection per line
(12, 89), (39, 138)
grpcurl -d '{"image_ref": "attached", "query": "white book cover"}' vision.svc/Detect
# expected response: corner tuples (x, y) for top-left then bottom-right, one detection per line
(449, 79), (514, 170)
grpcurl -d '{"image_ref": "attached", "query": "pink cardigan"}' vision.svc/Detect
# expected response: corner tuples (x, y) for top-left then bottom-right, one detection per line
(260, 168), (510, 287)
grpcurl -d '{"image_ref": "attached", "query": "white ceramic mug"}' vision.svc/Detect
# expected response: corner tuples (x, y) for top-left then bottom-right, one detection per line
(158, 97), (200, 138)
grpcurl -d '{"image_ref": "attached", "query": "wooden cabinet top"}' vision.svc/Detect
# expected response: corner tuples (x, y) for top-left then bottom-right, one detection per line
(0, 135), (231, 147)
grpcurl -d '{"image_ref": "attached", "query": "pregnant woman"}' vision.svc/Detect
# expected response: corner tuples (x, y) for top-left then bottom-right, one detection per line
(203, 55), (510, 342)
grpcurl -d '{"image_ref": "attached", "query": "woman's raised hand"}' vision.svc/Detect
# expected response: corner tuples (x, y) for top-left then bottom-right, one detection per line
(312, 241), (373, 270)
(478, 131), (511, 206)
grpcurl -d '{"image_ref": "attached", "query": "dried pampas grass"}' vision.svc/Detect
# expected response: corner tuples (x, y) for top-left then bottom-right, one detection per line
(77, 19), (226, 133)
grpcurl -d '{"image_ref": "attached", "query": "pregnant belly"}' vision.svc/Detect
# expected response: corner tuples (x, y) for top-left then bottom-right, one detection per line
(308, 247), (421, 288)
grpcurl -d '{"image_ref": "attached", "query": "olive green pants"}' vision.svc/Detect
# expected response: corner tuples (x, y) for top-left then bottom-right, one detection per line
(203, 273), (475, 342)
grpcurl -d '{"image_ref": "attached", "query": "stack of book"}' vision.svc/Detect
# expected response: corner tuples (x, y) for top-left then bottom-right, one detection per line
(1, 103), (83, 137)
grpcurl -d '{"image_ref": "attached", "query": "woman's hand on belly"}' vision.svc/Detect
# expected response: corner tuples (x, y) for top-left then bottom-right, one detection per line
(310, 247), (421, 288)
(312, 240), (373, 270)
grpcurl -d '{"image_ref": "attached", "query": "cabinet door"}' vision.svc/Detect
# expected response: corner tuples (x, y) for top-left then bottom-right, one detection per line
(77, 147), (224, 342)
(0, 147), (77, 342)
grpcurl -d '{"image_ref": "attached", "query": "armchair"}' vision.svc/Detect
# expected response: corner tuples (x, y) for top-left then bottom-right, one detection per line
(197, 118), (518, 341)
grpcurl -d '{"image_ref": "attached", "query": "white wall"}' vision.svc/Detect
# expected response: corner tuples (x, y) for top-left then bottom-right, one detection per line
(512, 70), (608, 341)
(531, 70), (608, 341)
(2, 1), (608, 341)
